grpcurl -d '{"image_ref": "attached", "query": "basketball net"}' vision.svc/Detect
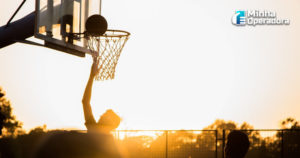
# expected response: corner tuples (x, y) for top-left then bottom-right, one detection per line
(87, 30), (130, 81)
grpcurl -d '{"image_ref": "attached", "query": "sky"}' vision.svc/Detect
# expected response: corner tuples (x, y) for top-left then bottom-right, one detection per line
(0, 0), (300, 131)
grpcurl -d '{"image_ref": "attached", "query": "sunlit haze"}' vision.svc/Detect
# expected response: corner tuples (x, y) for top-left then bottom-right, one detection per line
(0, 0), (300, 131)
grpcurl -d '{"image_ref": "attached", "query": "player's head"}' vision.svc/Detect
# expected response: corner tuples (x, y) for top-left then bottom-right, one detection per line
(225, 130), (250, 158)
(98, 109), (121, 131)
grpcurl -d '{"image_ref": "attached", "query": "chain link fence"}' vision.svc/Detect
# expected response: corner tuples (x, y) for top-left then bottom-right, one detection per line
(114, 129), (300, 158)
(114, 130), (217, 158)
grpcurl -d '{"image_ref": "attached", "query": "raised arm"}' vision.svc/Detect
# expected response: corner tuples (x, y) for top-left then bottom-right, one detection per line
(82, 60), (99, 124)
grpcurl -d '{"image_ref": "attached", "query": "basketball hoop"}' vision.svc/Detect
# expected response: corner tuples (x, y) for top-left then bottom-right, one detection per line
(86, 29), (130, 81)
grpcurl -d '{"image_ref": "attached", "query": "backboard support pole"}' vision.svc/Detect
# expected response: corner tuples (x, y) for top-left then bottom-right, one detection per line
(0, 12), (35, 48)
(6, 0), (27, 27)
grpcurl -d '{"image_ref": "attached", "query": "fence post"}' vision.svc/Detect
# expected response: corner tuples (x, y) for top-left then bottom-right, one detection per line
(166, 131), (168, 158)
(281, 130), (284, 158)
(215, 130), (218, 158)
(222, 130), (225, 158)
(117, 131), (119, 140)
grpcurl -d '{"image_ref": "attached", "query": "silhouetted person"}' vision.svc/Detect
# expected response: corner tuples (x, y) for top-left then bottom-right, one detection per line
(82, 59), (121, 133)
(35, 60), (122, 158)
(225, 131), (250, 158)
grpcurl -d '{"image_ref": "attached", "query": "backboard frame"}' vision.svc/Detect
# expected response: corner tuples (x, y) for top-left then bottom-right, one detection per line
(34, 0), (100, 57)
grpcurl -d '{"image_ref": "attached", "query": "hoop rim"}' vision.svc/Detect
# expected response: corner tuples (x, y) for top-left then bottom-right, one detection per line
(87, 29), (130, 38)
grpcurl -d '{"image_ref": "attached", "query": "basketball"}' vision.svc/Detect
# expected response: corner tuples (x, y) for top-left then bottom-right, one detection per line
(85, 14), (108, 36)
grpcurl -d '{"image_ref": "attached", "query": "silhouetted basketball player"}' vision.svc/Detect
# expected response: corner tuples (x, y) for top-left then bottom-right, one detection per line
(82, 59), (121, 133)
(225, 131), (250, 158)
(35, 60), (122, 158)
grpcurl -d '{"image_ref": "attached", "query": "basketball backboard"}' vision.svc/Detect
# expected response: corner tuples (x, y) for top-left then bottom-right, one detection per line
(35, 0), (101, 57)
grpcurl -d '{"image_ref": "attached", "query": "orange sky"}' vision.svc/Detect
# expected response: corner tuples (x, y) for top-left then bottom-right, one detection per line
(0, 0), (300, 131)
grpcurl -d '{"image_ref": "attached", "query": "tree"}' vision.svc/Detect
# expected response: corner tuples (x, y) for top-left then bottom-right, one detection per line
(203, 119), (238, 132)
(28, 125), (47, 135)
(0, 87), (23, 137)
(203, 119), (238, 139)
(279, 117), (300, 158)
(0, 90), (5, 135)
(281, 117), (300, 129)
